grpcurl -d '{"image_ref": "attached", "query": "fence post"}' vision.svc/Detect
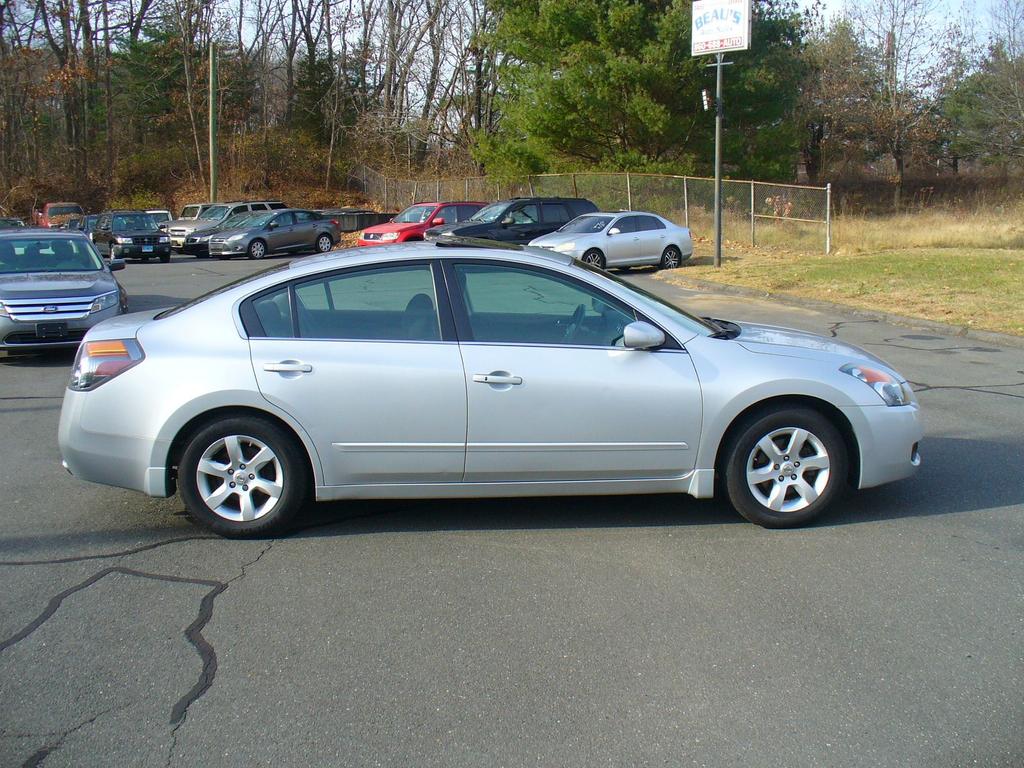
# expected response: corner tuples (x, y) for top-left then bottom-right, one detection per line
(496, 180), (501, 200)
(683, 177), (689, 228)
(436, 179), (441, 200)
(383, 176), (389, 211)
(529, 176), (535, 196)
(571, 174), (578, 197)
(626, 173), (632, 210)
(750, 181), (755, 246)
(413, 180), (419, 202)
(825, 183), (832, 254)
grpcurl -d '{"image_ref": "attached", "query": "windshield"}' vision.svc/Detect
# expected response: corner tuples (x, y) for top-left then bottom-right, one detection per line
(181, 205), (203, 219)
(112, 214), (158, 231)
(157, 263), (289, 319)
(220, 212), (260, 228)
(0, 218), (25, 228)
(149, 211), (171, 223)
(198, 205), (230, 220)
(559, 215), (613, 234)
(0, 237), (103, 273)
(393, 204), (436, 224)
(237, 212), (275, 228)
(578, 262), (721, 337)
(49, 205), (83, 216)
(469, 202), (509, 223)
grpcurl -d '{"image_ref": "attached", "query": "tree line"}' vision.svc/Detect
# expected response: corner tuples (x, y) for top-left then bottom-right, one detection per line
(0, 0), (1021, 213)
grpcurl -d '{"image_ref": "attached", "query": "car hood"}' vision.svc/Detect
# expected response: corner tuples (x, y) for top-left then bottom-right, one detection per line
(362, 221), (420, 235)
(426, 221), (491, 238)
(0, 270), (117, 299)
(530, 231), (585, 248)
(734, 321), (895, 372)
(166, 218), (217, 231)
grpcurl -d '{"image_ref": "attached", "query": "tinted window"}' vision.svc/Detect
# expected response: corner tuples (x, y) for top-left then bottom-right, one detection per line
(293, 265), (440, 341)
(434, 206), (458, 224)
(294, 211), (319, 223)
(252, 288), (292, 337)
(452, 263), (634, 347)
(112, 214), (157, 231)
(273, 212), (296, 226)
(541, 203), (571, 224)
(636, 215), (665, 231)
(268, 202), (287, 209)
(613, 216), (638, 233)
(180, 205), (202, 218)
(508, 204), (539, 224)
(457, 205), (482, 221)
(249, 203), (268, 211)
(469, 202), (509, 223)
(230, 206), (249, 216)
(49, 205), (84, 216)
(0, 237), (103, 273)
(558, 215), (612, 233)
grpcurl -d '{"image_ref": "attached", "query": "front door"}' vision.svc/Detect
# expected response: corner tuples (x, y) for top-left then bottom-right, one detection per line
(604, 215), (640, 266)
(266, 212), (298, 252)
(444, 260), (702, 482)
(248, 262), (466, 486)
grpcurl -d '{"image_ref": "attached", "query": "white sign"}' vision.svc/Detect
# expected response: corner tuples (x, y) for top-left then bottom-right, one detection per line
(691, 0), (751, 56)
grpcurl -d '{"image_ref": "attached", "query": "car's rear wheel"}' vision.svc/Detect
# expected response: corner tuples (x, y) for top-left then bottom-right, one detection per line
(660, 245), (683, 269)
(582, 249), (605, 268)
(315, 233), (333, 253)
(178, 416), (310, 537)
(247, 239), (267, 260)
(722, 407), (847, 528)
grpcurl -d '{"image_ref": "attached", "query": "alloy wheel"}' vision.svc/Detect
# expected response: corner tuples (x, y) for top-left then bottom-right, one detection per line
(195, 434), (283, 522)
(745, 427), (831, 513)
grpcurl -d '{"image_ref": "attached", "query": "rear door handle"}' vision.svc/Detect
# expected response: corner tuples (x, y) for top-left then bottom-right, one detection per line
(473, 373), (522, 385)
(263, 361), (312, 373)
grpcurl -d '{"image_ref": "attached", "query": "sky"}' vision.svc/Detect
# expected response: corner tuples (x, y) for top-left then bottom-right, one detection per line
(797, 0), (1002, 37)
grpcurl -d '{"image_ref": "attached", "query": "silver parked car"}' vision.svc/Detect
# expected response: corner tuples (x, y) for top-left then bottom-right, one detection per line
(530, 212), (693, 269)
(0, 230), (126, 351)
(58, 242), (922, 537)
(207, 209), (340, 260)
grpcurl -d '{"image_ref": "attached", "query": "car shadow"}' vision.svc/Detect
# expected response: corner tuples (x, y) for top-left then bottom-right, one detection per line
(0, 348), (76, 367)
(288, 435), (1024, 538)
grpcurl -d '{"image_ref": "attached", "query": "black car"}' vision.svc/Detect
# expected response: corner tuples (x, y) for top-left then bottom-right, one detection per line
(92, 210), (172, 263)
(423, 197), (597, 244)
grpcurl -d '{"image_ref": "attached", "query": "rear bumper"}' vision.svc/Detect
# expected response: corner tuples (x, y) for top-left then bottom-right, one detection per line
(58, 387), (171, 496)
(842, 403), (924, 489)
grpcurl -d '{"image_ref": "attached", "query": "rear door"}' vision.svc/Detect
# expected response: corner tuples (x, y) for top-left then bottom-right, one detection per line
(540, 203), (572, 236)
(635, 215), (668, 264)
(247, 261), (466, 485)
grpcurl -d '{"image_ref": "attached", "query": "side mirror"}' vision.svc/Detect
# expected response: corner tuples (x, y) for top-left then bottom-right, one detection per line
(501, 216), (514, 226)
(267, 221), (278, 230)
(623, 321), (665, 350)
(608, 227), (620, 236)
(109, 258), (126, 271)
(432, 217), (445, 226)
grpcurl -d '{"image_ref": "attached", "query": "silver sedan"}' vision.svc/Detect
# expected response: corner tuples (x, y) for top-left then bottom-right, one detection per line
(529, 212), (693, 269)
(58, 242), (922, 537)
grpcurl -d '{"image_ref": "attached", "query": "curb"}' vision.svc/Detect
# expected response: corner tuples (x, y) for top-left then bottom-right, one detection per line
(657, 275), (1024, 351)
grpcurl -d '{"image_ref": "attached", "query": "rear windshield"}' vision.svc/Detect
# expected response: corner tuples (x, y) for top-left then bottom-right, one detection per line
(48, 204), (84, 216)
(0, 237), (103, 273)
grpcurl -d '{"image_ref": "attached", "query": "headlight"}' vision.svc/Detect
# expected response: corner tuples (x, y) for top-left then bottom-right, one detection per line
(226, 233), (246, 242)
(69, 338), (145, 390)
(113, 236), (133, 244)
(159, 235), (170, 243)
(0, 301), (8, 319)
(380, 232), (399, 241)
(89, 291), (120, 314)
(840, 363), (913, 406)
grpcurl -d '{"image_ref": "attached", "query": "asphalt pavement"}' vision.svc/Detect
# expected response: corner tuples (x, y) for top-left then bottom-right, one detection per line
(1, 253), (1022, 767)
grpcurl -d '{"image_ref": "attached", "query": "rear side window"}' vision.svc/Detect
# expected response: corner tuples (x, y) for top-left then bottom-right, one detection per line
(613, 216), (638, 233)
(231, 206), (248, 216)
(636, 215), (665, 231)
(434, 206), (458, 224)
(292, 264), (441, 341)
(249, 203), (269, 211)
(252, 288), (292, 337)
(457, 205), (481, 221)
(294, 211), (318, 222)
(268, 202), (287, 209)
(541, 203), (571, 224)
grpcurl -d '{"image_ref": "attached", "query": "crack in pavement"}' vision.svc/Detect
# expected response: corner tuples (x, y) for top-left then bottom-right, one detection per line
(826, 320), (879, 338)
(867, 338), (1003, 353)
(19, 703), (128, 768)
(910, 376), (1024, 400)
(0, 535), (217, 566)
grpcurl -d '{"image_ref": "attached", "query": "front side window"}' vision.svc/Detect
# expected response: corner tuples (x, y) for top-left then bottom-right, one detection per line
(293, 264), (441, 341)
(0, 237), (103, 273)
(612, 216), (639, 234)
(452, 263), (635, 347)
(507, 205), (539, 224)
(272, 212), (296, 227)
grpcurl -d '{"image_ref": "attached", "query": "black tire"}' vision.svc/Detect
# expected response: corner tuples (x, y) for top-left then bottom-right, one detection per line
(581, 249), (606, 269)
(247, 239), (267, 260)
(722, 407), (847, 528)
(178, 416), (310, 537)
(660, 245), (683, 269)
(160, 253), (171, 263)
(315, 233), (333, 253)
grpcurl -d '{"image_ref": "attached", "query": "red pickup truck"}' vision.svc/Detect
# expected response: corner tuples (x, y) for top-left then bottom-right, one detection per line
(32, 202), (85, 228)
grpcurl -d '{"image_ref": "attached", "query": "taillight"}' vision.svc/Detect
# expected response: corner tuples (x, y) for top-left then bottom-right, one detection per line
(69, 339), (145, 391)
(330, 219), (339, 227)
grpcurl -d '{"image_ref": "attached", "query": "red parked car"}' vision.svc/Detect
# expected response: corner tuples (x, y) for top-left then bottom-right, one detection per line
(357, 201), (485, 245)
(32, 202), (85, 228)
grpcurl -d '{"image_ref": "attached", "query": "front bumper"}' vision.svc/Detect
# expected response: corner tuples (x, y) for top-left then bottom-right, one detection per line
(208, 240), (247, 257)
(0, 305), (121, 350)
(181, 240), (211, 256)
(112, 243), (171, 259)
(842, 403), (924, 489)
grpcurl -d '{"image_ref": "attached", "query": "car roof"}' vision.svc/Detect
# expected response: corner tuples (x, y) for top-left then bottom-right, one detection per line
(289, 240), (573, 274)
(0, 228), (90, 239)
(211, 200), (285, 206)
(405, 201), (487, 207)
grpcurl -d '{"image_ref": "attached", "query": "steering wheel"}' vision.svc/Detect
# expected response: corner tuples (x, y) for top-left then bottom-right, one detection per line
(562, 303), (586, 342)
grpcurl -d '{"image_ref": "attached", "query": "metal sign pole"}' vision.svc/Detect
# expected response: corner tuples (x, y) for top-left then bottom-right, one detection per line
(713, 52), (723, 268)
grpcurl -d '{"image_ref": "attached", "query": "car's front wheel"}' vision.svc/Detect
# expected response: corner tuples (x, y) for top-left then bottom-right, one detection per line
(247, 239), (267, 260)
(722, 407), (847, 528)
(178, 416), (310, 537)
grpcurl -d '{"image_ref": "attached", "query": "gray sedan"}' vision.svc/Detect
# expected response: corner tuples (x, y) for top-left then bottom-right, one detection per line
(207, 210), (340, 260)
(0, 230), (126, 351)
(530, 212), (693, 269)
(58, 242), (922, 537)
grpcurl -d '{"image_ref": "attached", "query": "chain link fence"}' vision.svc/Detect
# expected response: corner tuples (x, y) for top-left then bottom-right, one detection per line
(348, 166), (832, 253)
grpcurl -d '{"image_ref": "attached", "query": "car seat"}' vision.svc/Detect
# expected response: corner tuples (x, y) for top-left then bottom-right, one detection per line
(402, 293), (439, 341)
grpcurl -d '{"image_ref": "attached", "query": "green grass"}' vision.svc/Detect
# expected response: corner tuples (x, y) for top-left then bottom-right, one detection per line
(658, 246), (1024, 336)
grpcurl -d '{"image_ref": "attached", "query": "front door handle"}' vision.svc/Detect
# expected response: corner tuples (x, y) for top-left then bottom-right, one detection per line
(473, 373), (522, 386)
(263, 361), (312, 373)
